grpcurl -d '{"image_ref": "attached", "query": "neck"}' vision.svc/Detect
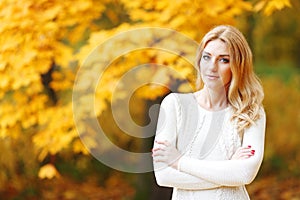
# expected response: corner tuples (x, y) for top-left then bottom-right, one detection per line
(202, 85), (228, 111)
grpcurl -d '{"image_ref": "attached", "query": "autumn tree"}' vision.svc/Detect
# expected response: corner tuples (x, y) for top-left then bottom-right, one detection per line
(0, 0), (292, 197)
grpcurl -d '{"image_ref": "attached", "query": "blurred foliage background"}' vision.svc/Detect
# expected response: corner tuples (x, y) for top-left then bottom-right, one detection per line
(0, 0), (299, 199)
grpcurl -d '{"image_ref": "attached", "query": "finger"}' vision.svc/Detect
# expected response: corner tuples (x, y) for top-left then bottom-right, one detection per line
(240, 145), (252, 150)
(239, 149), (255, 155)
(155, 140), (166, 144)
(237, 147), (255, 154)
(234, 154), (252, 160)
(152, 147), (165, 152)
(239, 151), (255, 158)
(155, 140), (170, 146)
(153, 145), (167, 152)
(240, 149), (253, 155)
(241, 154), (254, 159)
(152, 148), (167, 156)
(237, 150), (254, 157)
(232, 148), (255, 160)
(153, 155), (166, 163)
(164, 140), (170, 146)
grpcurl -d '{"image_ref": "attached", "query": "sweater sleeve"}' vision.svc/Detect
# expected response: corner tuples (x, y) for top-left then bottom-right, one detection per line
(153, 93), (221, 190)
(178, 110), (266, 187)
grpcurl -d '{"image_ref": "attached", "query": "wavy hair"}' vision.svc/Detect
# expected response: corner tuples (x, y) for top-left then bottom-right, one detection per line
(195, 25), (264, 132)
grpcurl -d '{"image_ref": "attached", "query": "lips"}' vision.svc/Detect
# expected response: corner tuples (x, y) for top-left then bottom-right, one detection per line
(206, 74), (219, 79)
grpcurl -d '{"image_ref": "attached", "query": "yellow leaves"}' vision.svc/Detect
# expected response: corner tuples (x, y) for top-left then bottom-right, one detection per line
(69, 0), (93, 12)
(0, 0), (110, 167)
(38, 164), (60, 179)
(33, 103), (77, 161)
(135, 84), (169, 100)
(0, 92), (47, 137)
(151, 67), (171, 85)
(254, 0), (292, 15)
(50, 70), (74, 91)
(264, 0), (292, 15)
(72, 139), (89, 155)
(68, 25), (87, 44)
(169, 15), (187, 29)
(254, 1), (268, 12)
(133, 65), (172, 99)
(0, 73), (10, 89)
(42, 4), (62, 21)
(0, 103), (18, 129)
(0, 33), (23, 51)
(203, 0), (229, 17)
(0, 0), (107, 95)
(178, 82), (195, 93)
(0, 0), (294, 189)
(11, 68), (41, 90)
(158, 1), (171, 9)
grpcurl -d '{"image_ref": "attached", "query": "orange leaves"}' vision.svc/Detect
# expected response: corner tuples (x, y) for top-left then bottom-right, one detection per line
(0, 0), (294, 191)
(72, 139), (89, 155)
(50, 70), (74, 91)
(247, 176), (300, 199)
(38, 164), (60, 179)
(0, 0), (108, 165)
(254, 0), (292, 16)
(0, 0), (105, 92)
(35, 173), (135, 199)
(42, 4), (62, 21)
(0, 103), (18, 131)
(33, 103), (77, 161)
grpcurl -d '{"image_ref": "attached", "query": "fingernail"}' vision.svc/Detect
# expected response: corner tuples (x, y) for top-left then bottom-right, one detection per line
(248, 145), (251, 148)
(251, 150), (255, 154)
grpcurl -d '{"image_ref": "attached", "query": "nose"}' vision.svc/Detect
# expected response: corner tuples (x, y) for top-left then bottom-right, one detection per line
(208, 58), (218, 72)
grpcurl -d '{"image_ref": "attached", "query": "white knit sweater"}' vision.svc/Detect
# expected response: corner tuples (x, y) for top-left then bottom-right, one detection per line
(153, 93), (266, 200)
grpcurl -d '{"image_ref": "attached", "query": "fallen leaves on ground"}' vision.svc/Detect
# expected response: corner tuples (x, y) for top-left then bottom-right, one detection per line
(248, 176), (300, 200)
(40, 175), (135, 200)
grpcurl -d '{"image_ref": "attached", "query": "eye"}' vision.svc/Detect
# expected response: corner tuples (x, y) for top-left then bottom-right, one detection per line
(202, 55), (210, 61)
(220, 58), (230, 63)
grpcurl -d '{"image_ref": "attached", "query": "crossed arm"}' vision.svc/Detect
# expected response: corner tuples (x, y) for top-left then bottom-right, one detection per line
(152, 94), (266, 189)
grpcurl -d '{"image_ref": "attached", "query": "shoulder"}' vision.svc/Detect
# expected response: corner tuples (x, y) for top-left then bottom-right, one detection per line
(245, 106), (266, 133)
(258, 107), (266, 126)
(256, 106), (266, 124)
(260, 107), (266, 117)
(161, 92), (194, 105)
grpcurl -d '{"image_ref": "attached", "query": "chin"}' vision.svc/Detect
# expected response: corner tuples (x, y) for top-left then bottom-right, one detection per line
(204, 82), (227, 91)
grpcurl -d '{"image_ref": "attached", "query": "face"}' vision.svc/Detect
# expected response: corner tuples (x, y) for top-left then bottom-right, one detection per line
(199, 39), (232, 90)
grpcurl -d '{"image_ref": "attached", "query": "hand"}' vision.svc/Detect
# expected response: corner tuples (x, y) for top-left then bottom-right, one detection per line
(231, 145), (255, 160)
(152, 140), (182, 169)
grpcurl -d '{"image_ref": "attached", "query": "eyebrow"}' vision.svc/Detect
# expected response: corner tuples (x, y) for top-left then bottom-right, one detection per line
(203, 51), (230, 57)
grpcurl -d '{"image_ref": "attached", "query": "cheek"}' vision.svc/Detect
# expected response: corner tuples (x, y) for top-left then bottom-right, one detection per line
(199, 62), (204, 76)
(221, 66), (232, 83)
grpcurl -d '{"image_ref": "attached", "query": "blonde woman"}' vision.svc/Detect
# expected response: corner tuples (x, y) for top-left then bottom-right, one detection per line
(152, 25), (266, 199)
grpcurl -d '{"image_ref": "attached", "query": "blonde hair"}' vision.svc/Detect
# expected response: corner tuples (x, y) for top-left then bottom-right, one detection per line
(195, 25), (264, 132)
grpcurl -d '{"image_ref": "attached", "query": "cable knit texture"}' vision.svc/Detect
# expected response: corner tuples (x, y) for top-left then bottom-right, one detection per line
(153, 93), (266, 200)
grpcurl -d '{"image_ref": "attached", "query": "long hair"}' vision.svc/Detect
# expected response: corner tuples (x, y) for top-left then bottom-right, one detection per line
(195, 25), (264, 132)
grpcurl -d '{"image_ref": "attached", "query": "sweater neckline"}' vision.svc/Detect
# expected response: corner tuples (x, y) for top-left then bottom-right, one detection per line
(189, 93), (231, 114)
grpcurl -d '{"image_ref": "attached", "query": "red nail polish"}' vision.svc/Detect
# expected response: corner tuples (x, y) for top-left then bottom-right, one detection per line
(248, 145), (251, 148)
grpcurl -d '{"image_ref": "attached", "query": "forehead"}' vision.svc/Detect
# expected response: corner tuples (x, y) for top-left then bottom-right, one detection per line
(204, 39), (229, 56)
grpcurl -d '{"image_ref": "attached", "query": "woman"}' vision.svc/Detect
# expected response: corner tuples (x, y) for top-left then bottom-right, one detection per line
(152, 25), (266, 199)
